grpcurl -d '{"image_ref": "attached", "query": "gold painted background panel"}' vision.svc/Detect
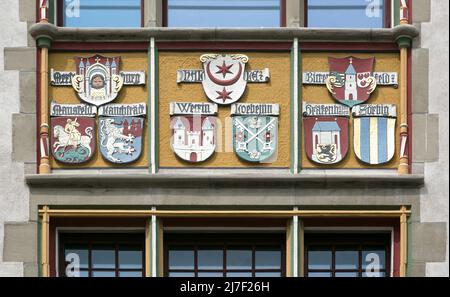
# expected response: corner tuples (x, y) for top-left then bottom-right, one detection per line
(48, 52), (149, 168)
(158, 52), (291, 168)
(302, 52), (401, 169)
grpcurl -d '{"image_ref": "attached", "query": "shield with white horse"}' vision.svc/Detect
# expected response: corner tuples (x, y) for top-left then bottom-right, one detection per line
(98, 103), (146, 164)
(50, 102), (96, 164)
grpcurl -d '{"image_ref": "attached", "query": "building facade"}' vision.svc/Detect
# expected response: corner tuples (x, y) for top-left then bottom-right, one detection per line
(0, 0), (448, 277)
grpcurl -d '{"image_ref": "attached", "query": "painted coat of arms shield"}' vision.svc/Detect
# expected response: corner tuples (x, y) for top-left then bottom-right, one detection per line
(325, 56), (377, 107)
(352, 104), (397, 165)
(72, 55), (124, 106)
(170, 102), (218, 163)
(98, 103), (146, 164)
(200, 54), (248, 105)
(231, 103), (279, 163)
(50, 103), (97, 164)
(303, 103), (350, 165)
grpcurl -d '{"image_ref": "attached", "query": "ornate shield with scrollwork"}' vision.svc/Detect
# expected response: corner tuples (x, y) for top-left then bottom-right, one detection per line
(201, 54), (248, 105)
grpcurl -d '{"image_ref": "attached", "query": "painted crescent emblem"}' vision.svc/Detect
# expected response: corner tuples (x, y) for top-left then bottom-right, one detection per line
(201, 54), (248, 105)
(206, 61), (243, 86)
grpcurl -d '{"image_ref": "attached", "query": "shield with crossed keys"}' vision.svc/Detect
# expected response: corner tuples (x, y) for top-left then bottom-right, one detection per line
(231, 103), (279, 163)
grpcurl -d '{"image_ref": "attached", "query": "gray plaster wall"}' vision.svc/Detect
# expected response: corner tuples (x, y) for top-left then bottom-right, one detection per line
(413, 0), (449, 276)
(0, 0), (35, 276)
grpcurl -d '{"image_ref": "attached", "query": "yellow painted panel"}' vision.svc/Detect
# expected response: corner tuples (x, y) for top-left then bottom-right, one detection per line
(48, 52), (149, 168)
(158, 52), (291, 168)
(302, 52), (401, 169)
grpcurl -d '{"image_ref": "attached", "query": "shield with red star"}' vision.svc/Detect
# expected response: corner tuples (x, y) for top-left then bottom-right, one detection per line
(200, 54), (248, 105)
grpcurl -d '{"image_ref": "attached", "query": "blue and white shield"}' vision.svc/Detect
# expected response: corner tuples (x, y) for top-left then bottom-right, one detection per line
(231, 103), (279, 163)
(98, 103), (146, 164)
(352, 104), (397, 165)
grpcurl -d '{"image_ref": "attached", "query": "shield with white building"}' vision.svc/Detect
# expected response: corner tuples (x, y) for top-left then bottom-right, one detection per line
(303, 103), (350, 164)
(231, 103), (279, 163)
(71, 55), (124, 106)
(98, 103), (146, 164)
(170, 102), (218, 163)
(325, 56), (377, 107)
(352, 104), (397, 165)
(200, 54), (248, 105)
(50, 102), (97, 164)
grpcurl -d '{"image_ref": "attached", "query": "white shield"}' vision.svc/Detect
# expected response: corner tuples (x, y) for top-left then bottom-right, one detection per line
(201, 54), (248, 105)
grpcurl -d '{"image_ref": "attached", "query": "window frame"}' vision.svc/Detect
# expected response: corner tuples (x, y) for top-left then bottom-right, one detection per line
(58, 232), (146, 277)
(164, 233), (286, 277)
(162, 0), (287, 27)
(304, 0), (392, 28)
(304, 233), (391, 277)
(56, 0), (145, 28)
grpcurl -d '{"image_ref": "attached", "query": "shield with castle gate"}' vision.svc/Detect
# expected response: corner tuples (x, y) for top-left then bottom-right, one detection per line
(50, 102), (96, 164)
(325, 56), (377, 107)
(71, 54), (124, 106)
(303, 103), (350, 165)
(98, 103), (146, 164)
(170, 102), (218, 163)
(231, 103), (279, 163)
(352, 104), (397, 165)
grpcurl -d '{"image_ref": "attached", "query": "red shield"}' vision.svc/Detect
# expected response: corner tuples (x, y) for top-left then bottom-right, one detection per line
(325, 56), (377, 107)
(304, 117), (349, 164)
(51, 117), (95, 164)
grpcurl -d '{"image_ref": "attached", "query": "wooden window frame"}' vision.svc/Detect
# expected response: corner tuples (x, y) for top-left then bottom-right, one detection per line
(58, 232), (146, 277)
(55, 0), (145, 27)
(304, 0), (392, 28)
(162, 0), (287, 27)
(304, 233), (391, 277)
(164, 233), (286, 277)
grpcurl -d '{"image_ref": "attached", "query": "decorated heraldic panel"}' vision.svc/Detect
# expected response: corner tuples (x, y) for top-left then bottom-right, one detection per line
(159, 52), (291, 168)
(302, 52), (401, 169)
(48, 52), (148, 168)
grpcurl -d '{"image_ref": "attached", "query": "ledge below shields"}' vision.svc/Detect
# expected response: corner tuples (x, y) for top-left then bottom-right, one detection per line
(25, 171), (424, 188)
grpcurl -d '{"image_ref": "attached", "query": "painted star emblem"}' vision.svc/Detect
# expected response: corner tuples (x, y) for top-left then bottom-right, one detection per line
(216, 87), (233, 102)
(215, 61), (234, 78)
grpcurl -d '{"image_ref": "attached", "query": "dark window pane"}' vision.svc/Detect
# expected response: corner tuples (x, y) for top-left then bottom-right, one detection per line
(63, 0), (141, 27)
(169, 272), (196, 277)
(255, 250), (281, 269)
(362, 250), (386, 270)
(167, 0), (281, 27)
(308, 0), (386, 28)
(64, 246), (89, 269)
(169, 250), (195, 270)
(119, 248), (142, 269)
(308, 250), (332, 270)
(227, 249), (252, 270)
(119, 271), (143, 277)
(92, 245), (115, 269)
(335, 250), (358, 270)
(255, 272), (282, 277)
(335, 272), (359, 277)
(92, 270), (116, 277)
(198, 272), (224, 277)
(308, 272), (332, 277)
(198, 250), (223, 270)
(227, 272), (252, 277)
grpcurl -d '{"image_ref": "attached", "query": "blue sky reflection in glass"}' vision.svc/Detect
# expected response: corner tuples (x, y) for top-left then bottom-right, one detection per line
(168, 0), (281, 27)
(64, 0), (141, 27)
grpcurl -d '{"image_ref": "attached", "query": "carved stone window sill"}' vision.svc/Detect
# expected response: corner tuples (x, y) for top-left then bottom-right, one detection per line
(29, 23), (419, 43)
(25, 171), (424, 188)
